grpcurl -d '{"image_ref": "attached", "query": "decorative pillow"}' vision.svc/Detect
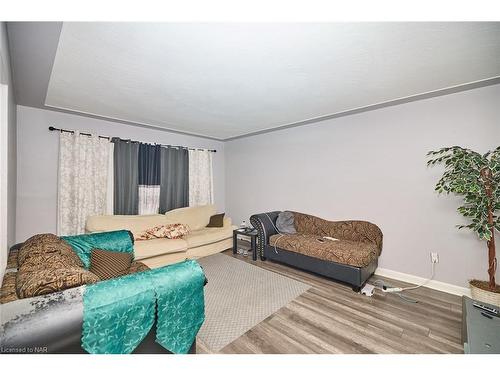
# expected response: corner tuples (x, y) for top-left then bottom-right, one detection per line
(276, 211), (297, 234)
(134, 224), (190, 240)
(16, 267), (100, 298)
(164, 223), (190, 239)
(89, 248), (133, 280)
(206, 213), (225, 228)
(18, 234), (83, 269)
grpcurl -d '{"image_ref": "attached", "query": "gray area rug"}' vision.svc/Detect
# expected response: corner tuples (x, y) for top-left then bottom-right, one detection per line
(197, 253), (310, 352)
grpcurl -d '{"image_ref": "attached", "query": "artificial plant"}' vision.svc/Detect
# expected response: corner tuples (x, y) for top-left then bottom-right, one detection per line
(427, 146), (499, 291)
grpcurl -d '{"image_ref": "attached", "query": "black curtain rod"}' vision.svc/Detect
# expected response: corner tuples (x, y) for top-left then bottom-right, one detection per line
(48, 126), (217, 152)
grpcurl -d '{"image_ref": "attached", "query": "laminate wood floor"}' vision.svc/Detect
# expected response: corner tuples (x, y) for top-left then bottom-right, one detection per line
(197, 249), (463, 354)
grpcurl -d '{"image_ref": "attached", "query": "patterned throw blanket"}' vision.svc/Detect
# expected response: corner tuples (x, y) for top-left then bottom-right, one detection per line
(62, 230), (205, 354)
(81, 259), (206, 354)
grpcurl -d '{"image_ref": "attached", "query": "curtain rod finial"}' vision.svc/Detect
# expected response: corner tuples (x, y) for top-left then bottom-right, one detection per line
(48, 126), (55, 131)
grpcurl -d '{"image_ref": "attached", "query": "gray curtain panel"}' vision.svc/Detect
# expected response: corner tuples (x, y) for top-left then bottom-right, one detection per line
(159, 147), (189, 213)
(138, 143), (162, 185)
(112, 138), (139, 215)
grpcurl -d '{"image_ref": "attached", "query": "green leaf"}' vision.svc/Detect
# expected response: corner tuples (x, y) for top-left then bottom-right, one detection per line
(428, 146), (500, 241)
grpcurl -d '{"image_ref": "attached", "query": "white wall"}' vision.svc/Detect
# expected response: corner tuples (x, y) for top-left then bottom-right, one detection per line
(0, 22), (17, 285)
(16, 105), (225, 242)
(225, 84), (500, 288)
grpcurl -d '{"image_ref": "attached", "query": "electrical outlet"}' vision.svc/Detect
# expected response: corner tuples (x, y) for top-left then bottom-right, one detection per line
(430, 252), (439, 264)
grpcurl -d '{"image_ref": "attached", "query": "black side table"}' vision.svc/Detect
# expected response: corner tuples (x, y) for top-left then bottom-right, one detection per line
(233, 228), (258, 261)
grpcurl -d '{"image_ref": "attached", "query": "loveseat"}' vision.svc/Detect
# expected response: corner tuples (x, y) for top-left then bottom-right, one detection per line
(250, 211), (383, 291)
(86, 204), (236, 268)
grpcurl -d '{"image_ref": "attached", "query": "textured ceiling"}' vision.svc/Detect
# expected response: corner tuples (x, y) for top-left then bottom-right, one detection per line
(28, 23), (500, 139)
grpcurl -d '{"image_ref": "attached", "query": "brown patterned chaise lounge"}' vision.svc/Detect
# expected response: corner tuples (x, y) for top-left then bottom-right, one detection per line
(250, 211), (382, 291)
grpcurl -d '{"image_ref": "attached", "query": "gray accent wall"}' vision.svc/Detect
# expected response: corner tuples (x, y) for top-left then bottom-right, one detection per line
(1, 22), (17, 284)
(224, 84), (500, 288)
(15, 105), (225, 242)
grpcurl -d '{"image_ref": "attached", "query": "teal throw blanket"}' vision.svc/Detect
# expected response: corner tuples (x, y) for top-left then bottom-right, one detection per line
(82, 260), (206, 354)
(62, 230), (134, 269)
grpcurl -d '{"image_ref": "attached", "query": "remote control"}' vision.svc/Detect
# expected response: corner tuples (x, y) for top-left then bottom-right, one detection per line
(473, 302), (500, 316)
(323, 236), (339, 241)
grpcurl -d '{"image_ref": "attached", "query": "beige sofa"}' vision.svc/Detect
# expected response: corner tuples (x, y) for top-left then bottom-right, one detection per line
(86, 205), (236, 268)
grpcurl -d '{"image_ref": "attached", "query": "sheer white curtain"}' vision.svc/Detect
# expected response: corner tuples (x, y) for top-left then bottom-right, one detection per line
(188, 149), (214, 206)
(57, 131), (114, 236)
(138, 185), (161, 214)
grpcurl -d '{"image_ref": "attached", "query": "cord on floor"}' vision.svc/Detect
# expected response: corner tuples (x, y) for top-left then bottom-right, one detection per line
(371, 279), (419, 303)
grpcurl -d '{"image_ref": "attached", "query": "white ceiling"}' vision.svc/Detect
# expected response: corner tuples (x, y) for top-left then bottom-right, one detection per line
(45, 23), (500, 140)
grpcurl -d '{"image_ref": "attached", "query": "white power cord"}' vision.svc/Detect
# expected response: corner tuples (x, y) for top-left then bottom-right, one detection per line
(369, 261), (436, 303)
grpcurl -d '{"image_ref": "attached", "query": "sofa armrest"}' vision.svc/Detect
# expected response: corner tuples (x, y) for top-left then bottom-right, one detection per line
(223, 217), (232, 227)
(331, 221), (383, 255)
(250, 211), (281, 258)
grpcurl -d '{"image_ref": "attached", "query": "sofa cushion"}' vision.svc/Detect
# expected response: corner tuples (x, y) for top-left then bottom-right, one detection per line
(185, 226), (233, 249)
(269, 233), (378, 268)
(133, 238), (188, 260)
(291, 212), (383, 254)
(164, 204), (216, 231)
(16, 267), (100, 298)
(86, 214), (168, 237)
(89, 249), (133, 280)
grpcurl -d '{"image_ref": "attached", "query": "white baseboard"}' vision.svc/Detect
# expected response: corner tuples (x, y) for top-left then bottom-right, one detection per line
(374, 267), (471, 297)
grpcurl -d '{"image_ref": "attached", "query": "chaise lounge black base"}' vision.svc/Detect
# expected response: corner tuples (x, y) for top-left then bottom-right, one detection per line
(250, 211), (382, 291)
